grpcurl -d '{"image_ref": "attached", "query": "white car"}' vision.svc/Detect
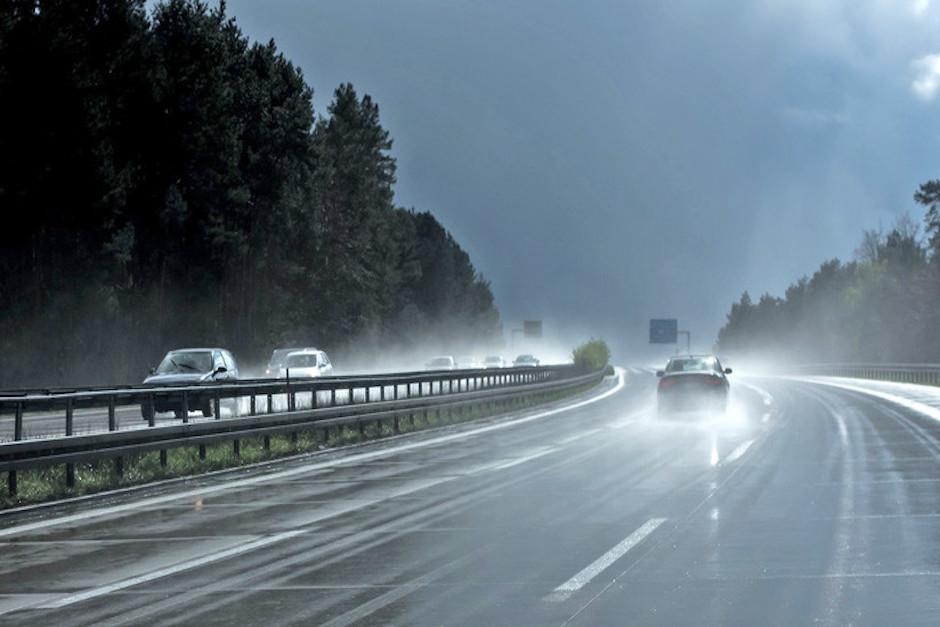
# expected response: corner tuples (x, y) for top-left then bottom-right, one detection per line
(426, 356), (457, 370)
(279, 349), (333, 379)
(483, 355), (505, 369)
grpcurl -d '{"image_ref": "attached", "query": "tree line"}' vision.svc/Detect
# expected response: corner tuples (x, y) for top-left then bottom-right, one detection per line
(0, 0), (500, 386)
(717, 183), (940, 364)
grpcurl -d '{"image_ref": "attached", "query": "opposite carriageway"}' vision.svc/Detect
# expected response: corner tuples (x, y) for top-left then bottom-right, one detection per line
(0, 365), (602, 497)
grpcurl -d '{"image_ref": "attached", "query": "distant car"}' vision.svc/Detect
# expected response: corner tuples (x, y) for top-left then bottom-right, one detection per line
(141, 348), (239, 419)
(656, 354), (731, 416)
(460, 356), (482, 369)
(483, 355), (505, 369)
(266, 347), (317, 377)
(513, 354), (540, 367)
(426, 356), (457, 370)
(279, 349), (333, 379)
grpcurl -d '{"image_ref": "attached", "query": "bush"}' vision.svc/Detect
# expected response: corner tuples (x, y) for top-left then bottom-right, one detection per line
(572, 339), (611, 373)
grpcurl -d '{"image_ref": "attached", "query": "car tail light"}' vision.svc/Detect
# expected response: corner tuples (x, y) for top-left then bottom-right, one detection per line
(658, 377), (676, 389)
(705, 375), (724, 385)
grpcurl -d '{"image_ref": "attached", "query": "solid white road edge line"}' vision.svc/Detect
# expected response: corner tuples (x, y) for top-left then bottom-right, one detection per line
(544, 517), (667, 603)
(787, 376), (940, 423)
(0, 368), (626, 539)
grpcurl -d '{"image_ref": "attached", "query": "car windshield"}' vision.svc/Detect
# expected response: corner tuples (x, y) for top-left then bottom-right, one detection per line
(428, 357), (452, 367)
(156, 351), (212, 374)
(516, 355), (534, 362)
(666, 357), (717, 373)
(285, 353), (318, 368)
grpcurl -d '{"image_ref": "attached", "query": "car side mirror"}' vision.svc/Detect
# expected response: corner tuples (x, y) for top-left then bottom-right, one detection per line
(149, 367), (156, 375)
(656, 370), (664, 377)
(215, 366), (228, 374)
(724, 368), (732, 374)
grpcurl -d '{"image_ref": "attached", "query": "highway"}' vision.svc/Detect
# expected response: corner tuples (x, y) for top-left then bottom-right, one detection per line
(2, 369), (940, 625)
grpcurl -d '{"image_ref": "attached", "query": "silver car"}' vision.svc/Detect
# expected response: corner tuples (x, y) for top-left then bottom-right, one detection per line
(279, 349), (334, 379)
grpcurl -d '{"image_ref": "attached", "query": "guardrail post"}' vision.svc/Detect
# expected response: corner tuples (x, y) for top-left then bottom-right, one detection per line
(393, 415), (400, 434)
(250, 394), (256, 416)
(8, 470), (16, 497)
(181, 392), (189, 423)
(330, 387), (336, 406)
(108, 396), (116, 431)
(147, 394), (155, 427)
(114, 455), (124, 477)
(233, 439), (240, 458)
(214, 392), (221, 420)
(160, 449), (167, 467)
(348, 387), (353, 405)
(14, 402), (23, 441)
(394, 385), (399, 400)
(366, 386), (371, 402)
(263, 436), (270, 451)
(381, 385), (386, 401)
(267, 392), (273, 414)
(198, 444), (206, 460)
(65, 399), (73, 436)
(65, 398), (75, 488)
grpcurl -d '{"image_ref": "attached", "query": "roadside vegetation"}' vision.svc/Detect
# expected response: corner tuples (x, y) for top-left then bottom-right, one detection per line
(718, 183), (940, 363)
(572, 339), (611, 373)
(0, 0), (500, 388)
(0, 381), (600, 509)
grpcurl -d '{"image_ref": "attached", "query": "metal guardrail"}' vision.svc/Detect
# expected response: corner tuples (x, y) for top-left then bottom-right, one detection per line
(0, 365), (600, 496)
(790, 363), (940, 387)
(0, 368), (495, 398)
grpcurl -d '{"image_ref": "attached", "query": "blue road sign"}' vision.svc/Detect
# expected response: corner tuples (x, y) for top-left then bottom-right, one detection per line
(650, 319), (678, 344)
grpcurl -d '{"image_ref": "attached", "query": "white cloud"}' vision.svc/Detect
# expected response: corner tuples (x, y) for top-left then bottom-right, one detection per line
(912, 53), (940, 100)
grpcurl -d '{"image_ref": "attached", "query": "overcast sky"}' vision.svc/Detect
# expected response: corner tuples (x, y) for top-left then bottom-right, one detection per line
(224, 0), (940, 359)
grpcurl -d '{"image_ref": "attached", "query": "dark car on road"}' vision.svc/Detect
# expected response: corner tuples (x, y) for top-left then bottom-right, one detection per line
(656, 354), (731, 415)
(141, 348), (239, 420)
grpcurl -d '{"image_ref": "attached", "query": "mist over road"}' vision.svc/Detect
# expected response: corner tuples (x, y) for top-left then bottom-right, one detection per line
(1, 370), (939, 625)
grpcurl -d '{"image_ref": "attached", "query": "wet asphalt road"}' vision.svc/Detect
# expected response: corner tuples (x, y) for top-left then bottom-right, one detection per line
(2, 370), (940, 626)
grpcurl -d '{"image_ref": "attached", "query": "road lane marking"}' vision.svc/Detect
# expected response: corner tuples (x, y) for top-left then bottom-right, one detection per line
(38, 529), (307, 609)
(738, 382), (775, 407)
(0, 370), (626, 539)
(491, 447), (558, 470)
(545, 517), (666, 602)
(721, 439), (755, 465)
(29, 475), (463, 612)
(557, 428), (601, 445)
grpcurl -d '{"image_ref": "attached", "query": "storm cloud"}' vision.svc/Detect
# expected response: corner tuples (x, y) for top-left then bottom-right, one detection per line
(224, 0), (940, 359)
